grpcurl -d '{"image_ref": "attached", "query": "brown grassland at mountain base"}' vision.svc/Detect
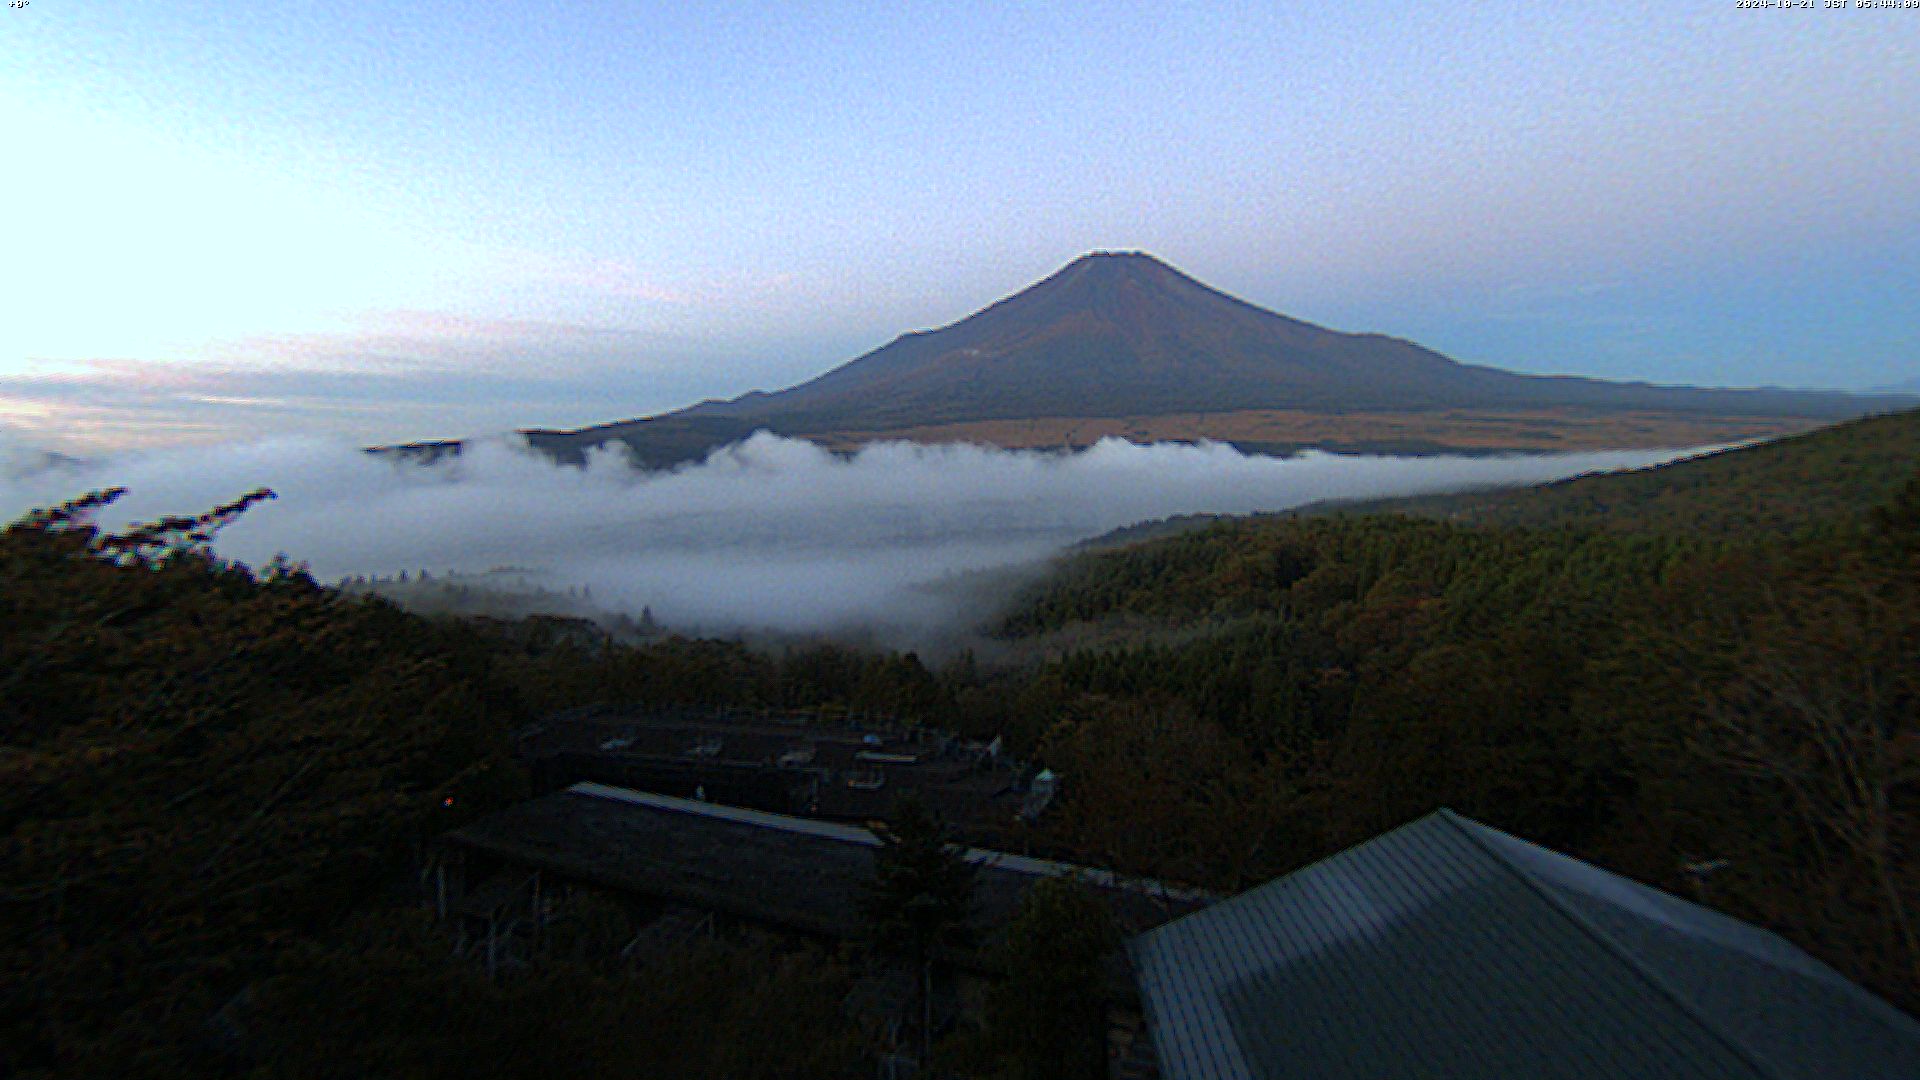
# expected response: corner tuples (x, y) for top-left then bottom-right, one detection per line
(800, 408), (1824, 455)
(413, 254), (1900, 470)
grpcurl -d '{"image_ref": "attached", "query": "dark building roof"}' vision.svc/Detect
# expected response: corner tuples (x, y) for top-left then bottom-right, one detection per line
(514, 705), (1042, 841)
(445, 782), (1205, 971)
(1128, 809), (1920, 1080)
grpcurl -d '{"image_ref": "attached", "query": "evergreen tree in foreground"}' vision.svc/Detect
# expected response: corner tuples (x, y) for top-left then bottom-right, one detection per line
(861, 797), (977, 1063)
(983, 876), (1121, 1080)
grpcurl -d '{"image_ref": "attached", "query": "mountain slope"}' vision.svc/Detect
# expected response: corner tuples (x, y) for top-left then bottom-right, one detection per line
(405, 253), (1909, 466)
(1323, 406), (1920, 536)
(986, 407), (1920, 1013)
(1072, 406), (1920, 552)
(685, 253), (1501, 427)
(682, 253), (1878, 428)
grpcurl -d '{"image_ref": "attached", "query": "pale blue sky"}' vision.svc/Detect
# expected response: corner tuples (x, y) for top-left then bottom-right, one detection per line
(3, 1), (1916, 450)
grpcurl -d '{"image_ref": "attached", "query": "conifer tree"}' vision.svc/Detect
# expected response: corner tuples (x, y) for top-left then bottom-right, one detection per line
(861, 797), (976, 1063)
(984, 877), (1120, 1080)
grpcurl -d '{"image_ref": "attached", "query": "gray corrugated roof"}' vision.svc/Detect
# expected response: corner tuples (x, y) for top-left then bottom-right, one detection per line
(445, 783), (1207, 969)
(1129, 809), (1920, 1080)
(570, 782), (1214, 903)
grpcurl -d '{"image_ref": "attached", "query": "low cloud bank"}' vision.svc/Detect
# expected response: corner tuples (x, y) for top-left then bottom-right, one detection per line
(1, 433), (1706, 641)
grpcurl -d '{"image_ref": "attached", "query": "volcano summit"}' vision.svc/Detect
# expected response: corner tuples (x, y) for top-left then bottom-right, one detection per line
(395, 254), (1906, 467)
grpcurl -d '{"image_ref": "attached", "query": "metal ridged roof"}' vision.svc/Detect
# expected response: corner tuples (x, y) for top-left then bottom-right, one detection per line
(569, 782), (1215, 903)
(1129, 809), (1920, 1080)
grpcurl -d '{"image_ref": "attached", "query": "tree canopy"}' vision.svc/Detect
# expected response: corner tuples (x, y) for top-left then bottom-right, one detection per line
(7, 410), (1918, 1074)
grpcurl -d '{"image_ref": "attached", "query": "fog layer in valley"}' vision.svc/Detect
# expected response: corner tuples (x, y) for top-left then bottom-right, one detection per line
(2, 433), (1708, 642)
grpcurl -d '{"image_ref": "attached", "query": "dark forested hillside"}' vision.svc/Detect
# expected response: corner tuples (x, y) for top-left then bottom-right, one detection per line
(7, 406), (1919, 1075)
(986, 421), (1920, 1011)
(0, 493), (525, 1074)
(1327, 406), (1920, 535)
(0, 494), (942, 1078)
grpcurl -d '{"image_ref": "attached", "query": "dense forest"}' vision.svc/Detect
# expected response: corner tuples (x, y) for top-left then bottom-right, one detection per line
(3, 408), (1917, 1075)
(1332, 405), (1920, 534)
(0, 492), (885, 1077)
(987, 408), (1920, 1013)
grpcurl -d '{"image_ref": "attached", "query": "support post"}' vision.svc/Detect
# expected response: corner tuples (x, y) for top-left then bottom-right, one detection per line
(486, 915), (497, 980)
(531, 871), (542, 951)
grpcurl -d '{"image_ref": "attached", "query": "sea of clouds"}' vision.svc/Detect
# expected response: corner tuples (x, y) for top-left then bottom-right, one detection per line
(0, 432), (1710, 642)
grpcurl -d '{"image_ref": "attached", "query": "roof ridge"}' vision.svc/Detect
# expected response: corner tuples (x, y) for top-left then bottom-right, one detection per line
(1438, 809), (1793, 1080)
(569, 781), (1219, 903)
(571, 781), (881, 846)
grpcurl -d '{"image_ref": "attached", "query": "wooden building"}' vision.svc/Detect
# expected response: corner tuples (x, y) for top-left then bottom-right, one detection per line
(430, 780), (1208, 1073)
